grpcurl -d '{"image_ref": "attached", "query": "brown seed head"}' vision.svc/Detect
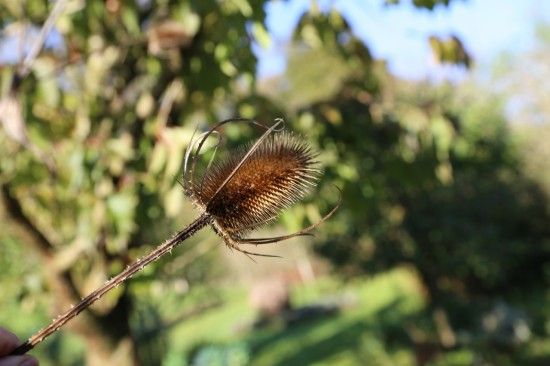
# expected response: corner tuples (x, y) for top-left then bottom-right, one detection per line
(189, 132), (319, 233)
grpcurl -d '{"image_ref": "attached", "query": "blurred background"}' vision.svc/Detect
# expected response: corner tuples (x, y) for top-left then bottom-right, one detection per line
(1, 0), (549, 365)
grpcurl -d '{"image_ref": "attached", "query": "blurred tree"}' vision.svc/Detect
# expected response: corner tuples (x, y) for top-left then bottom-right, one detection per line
(428, 35), (472, 68)
(287, 44), (550, 293)
(494, 24), (550, 199)
(384, 0), (455, 9)
(2, 0), (513, 364)
(262, 8), (550, 353)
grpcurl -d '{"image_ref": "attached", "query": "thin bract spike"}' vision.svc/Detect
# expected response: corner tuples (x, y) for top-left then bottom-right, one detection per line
(189, 118), (273, 189)
(232, 246), (283, 258)
(239, 186), (341, 245)
(239, 233), (314, 245)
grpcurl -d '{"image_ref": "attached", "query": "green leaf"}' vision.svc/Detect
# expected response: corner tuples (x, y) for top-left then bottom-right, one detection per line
(251, 22), (271, 49)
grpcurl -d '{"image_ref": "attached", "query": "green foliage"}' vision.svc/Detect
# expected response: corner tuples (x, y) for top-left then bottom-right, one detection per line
(261, 12), (550, 364)
(0, 235), (47, 334)
(0, 0), (267, 315)
(276, 23), (550, 300)
(148, 268), (427, 366)
(428, 35), (471, 68)
(412, 0), (453, 10)
(385, 0), (454, 10)
(1, 0), (549, 365)
(188, 342), (250, 366)
(250, 268), (425, 366)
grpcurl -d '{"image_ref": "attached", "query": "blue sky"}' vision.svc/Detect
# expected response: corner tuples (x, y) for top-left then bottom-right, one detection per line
(2, 0), (549, 82)
(257, 0), (550, 80)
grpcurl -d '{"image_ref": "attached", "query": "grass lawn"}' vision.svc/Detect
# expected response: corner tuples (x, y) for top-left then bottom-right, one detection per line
(164, 266), (427, 366)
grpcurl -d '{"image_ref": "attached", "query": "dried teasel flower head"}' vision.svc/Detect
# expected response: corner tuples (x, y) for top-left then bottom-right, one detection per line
(184, 118), (337, 257)
(194, 132), (318, 231)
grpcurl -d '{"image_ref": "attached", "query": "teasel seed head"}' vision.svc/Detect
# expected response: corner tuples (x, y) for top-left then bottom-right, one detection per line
(191, 132), (319, 232)
(184, 118), (338, 257)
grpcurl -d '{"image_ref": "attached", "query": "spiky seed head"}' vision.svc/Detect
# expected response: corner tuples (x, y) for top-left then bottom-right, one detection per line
(190, 132), (319, 232)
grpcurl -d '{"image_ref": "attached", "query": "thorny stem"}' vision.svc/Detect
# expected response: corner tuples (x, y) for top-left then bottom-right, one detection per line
(10, 213), (212, 356)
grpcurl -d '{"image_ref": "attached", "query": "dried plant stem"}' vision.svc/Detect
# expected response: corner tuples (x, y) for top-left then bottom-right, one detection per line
(18, 0), (68, 78)
(10, 213), (212, 356)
